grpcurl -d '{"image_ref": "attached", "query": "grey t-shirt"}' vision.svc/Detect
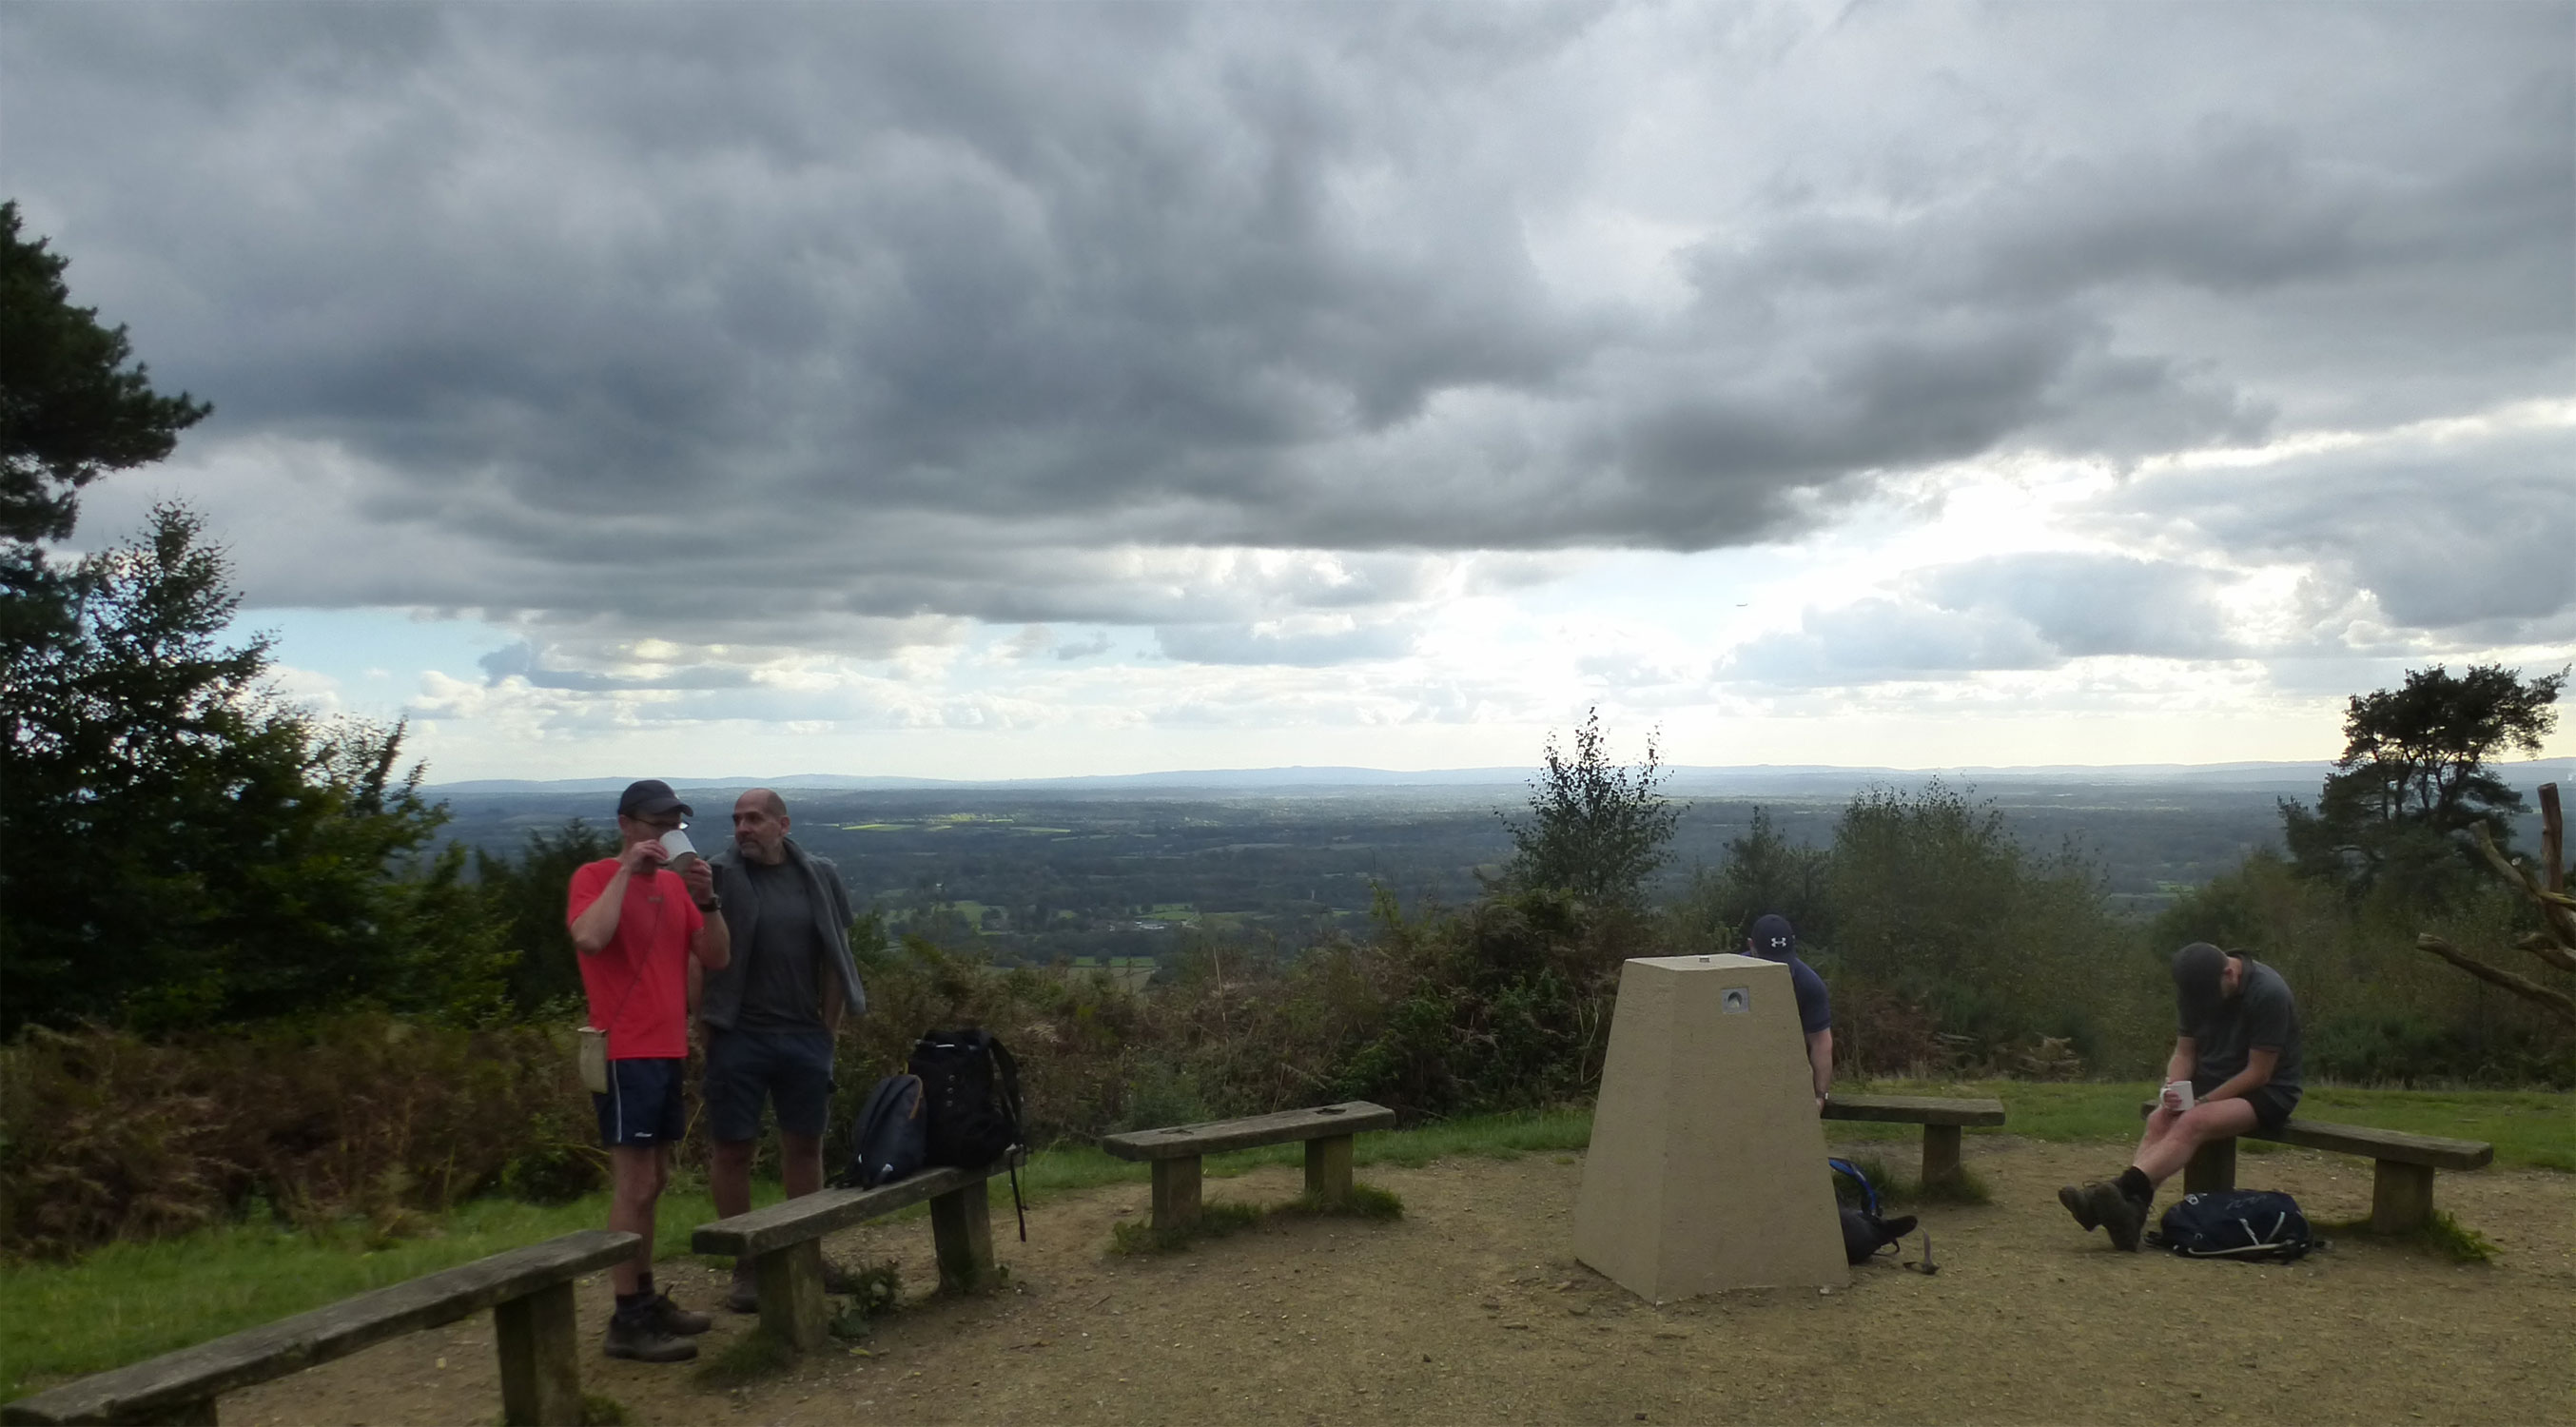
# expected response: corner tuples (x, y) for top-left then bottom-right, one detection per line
(2183, 958), (2302, 1099)
(736, 858), (826, 1032)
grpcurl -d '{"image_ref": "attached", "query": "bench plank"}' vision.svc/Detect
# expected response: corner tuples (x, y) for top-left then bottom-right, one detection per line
(691, 1153), (1024, 1260)
(1098, 1102), (1395, 1161)
(3, 1230), (637, 1426)
(1822, 1094), (2007, 1127)
(2134, 1104), (2493, 1169)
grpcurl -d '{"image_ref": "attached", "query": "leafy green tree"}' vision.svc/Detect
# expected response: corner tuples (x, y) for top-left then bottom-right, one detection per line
(474, 819), (619, 1015)
(1499, 708), (1681, 912)
(2283, 662), (2566, 898)
(0, 504), (510, 1034)
(1672, 806), (1832, 949)
(1, 201), (209, 544)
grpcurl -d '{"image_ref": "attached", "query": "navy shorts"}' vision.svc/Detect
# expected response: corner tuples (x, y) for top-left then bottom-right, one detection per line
(595, 1057), (687, 1147)
(704, 1028), (837, 1143)
(2194, 1078), (2298, 1134)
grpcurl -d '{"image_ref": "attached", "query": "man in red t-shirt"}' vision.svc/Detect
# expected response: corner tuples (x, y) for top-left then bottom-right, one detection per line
(568, 778), (732, 1362)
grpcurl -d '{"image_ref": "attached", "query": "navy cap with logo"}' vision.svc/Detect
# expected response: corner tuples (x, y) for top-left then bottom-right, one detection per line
(1748, 912), (1797, 961)
(616, 779), (693, 820)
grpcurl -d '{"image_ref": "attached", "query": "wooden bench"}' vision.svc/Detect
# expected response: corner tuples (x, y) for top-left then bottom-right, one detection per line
(1823, 1092), (2007, 1186)
(2, 1228), (638, 1427)
(691, 1152), (1021, 1354)
(1099, 1101), (1396, 1233)
(2137, 1104), (2493, 1233)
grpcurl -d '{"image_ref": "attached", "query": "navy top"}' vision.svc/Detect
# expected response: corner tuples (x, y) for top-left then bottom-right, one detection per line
(1782, 955), (1832, 1036)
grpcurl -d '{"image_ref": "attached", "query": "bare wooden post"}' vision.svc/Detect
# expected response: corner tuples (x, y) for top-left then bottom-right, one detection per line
(1304, 1134), (1355, 1205)
(2541, 783), (2563, 895)
(929, 1179), (995, 1293)
(754, 1240), (829, 1353)
(2184, 1137), (2236, 1195)
(1150, 1155), (1203, 1232)
(2371, 1159), (2437, 1234)
(1919, 1124), (1962, 1187)
(492, 1280), (581, 1427)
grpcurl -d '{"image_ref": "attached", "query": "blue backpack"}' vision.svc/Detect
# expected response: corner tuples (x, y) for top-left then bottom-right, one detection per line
(1830, 1159), (1914, 1264)
(2150, 1189), (2316, 1261)
(835, 1073), (927, 1189)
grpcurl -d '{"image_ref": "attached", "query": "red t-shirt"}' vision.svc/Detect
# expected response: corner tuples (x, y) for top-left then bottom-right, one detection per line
(567, 859), (705, 1061)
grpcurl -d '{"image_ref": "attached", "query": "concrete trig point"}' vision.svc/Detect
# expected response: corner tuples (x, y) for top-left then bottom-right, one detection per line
(1575, 953), (1847, 1300)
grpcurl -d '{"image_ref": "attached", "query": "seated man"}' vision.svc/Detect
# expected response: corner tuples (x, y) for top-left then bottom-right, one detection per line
(2060, 942), (2304, 1251)
(1746, 913), (1834, 1113)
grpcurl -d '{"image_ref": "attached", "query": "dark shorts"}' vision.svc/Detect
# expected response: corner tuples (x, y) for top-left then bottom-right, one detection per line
(2195, 1078), (2298, 1134)
(704, 1027), (836, 1143)
(595, 1057), (687, 1147)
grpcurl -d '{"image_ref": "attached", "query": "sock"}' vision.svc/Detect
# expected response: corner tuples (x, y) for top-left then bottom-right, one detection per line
(636, 1271), (655, 1296)
(614, 1289), (649, 1319)
(2116, 1166), (2153, 1204)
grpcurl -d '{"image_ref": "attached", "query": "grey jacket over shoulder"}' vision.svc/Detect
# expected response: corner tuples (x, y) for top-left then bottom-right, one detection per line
(703, 837), (868, 1028)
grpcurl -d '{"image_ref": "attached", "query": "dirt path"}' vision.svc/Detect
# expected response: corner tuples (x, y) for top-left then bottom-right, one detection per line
(230, 1137), (2571, 1425)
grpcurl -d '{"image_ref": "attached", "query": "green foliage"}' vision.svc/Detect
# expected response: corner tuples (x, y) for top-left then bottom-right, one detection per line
(1500, 708), (1681, 912)
(472, 819), (619, 1016)
(1669, 806), (1832, 951)
(1108, 1198), (1263, 1254)
(1825, 780), (2145, 1075)
(0, 505), (511, 1035)
(0, 1016), (599, 1260)
(2282, 661), (2565, 901)
(826, 1259), (903, 1326)
(0, 201), (211, 545)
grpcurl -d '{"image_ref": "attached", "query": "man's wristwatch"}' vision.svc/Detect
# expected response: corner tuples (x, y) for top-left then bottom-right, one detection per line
(696, 895), (722, 913)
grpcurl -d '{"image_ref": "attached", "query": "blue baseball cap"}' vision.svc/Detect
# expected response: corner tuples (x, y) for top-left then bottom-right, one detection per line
(1748, 913), (1796, 961)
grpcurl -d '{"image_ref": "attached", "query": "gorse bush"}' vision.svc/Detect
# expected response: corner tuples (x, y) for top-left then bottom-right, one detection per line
(0, 1016), (599, 1260)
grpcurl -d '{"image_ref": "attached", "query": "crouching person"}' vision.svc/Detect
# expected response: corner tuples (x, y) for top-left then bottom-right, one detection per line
(2060, 942), (2303, 1250)
(569, 780), (732, 1361)
(704, 788), (869, 1314)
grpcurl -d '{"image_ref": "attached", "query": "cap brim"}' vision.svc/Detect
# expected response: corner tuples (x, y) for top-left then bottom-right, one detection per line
(626, 796), (693, 818)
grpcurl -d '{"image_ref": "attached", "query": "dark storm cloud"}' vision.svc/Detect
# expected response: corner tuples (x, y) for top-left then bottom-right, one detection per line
(8, 1), (2567, 660)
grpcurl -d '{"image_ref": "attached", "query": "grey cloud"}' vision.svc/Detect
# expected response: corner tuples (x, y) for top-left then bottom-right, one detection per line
(1154, 620), (1417, 666)
(1914, 555), (2238, 660)
(2109, 421), (2576, 635)
(9, 1), (2566, 656)
(1726, 598), (2059, 685)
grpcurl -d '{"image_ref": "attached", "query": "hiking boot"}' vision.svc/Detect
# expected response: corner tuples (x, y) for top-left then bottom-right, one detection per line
(2059, 1183), (2101, 1232)
(726, 1272), (758, 1315)
(645, 1292), (712, 1336)
(2087, 1181), (2145, 1252)
(603, 1311), (699, 1363)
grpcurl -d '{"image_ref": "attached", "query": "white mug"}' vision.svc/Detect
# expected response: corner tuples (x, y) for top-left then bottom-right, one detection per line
(658, 828), (701, 870)
(2161, 1080), (2195, 1112)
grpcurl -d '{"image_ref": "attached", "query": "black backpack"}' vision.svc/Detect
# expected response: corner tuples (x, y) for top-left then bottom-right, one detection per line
(2149, 1189), (2316, 1261)
(1830, 1158), (1917, 1264)
(834, 1073), (927, 1189)
(907, 1028), (1026, 1240)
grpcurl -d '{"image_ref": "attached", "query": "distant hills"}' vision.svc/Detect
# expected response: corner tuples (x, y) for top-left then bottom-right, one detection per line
(426, 758), (2573, 800)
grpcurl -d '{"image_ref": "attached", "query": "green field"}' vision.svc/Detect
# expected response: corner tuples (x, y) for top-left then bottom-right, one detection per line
(5, 1084), (2565, 1401)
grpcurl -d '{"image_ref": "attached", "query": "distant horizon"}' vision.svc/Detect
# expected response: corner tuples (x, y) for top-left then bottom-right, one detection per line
(425, 755), (2576, 796)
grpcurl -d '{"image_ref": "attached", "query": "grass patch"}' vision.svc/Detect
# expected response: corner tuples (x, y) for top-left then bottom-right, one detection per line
(691, 1325), (793, 1388)
(1108, 1199), (1263, 1254)
(2315, 1209), (2499, 1264)
(823, 1259), (902, 1326)
(578, 1392), (630, 1425)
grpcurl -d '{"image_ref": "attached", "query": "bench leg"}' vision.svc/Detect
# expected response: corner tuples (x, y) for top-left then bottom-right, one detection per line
(1304, 1134), (1355, 1206)
(2371, 1159), (2436, 1235)
(930, 1178), (997, 1294)
(1151, 1156), (1203, 1233)
(1919, 1125), (1962, 1187)
(493, 1280), (582, 1427)
(754, 1240), (829, 1353)
(2183, 1136), (2236, 1195)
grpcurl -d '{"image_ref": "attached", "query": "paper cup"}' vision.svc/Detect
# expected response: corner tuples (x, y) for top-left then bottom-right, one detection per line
(659, 828), (701, 870)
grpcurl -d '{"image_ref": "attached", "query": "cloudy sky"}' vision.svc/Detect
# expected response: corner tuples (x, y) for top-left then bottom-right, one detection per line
(7, 1), (2570, 781)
